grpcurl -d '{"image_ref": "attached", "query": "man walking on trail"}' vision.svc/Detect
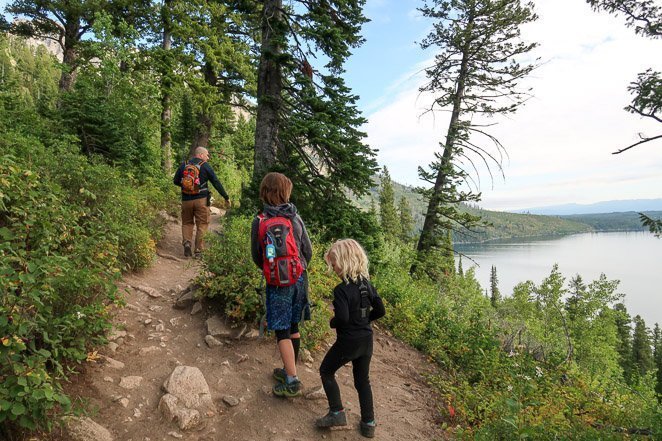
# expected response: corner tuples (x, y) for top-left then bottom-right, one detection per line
(173, 146), (230, 258)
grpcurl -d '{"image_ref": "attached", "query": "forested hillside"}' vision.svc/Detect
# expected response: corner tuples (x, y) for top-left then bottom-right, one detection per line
(1, 1), (661, 440)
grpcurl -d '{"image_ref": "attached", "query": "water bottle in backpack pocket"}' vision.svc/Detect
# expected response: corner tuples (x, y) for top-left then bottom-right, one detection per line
(258, 214), (304, 287)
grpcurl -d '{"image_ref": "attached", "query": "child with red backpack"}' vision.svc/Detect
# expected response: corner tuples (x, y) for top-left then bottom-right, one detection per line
(250, 172), (313, 397)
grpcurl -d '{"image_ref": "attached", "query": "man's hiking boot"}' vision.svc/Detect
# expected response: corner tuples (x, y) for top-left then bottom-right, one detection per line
(183, 241), (192, 257)
(273, 367), (287, 384)
(360, 420), (376, 438)
(272, 378), (302, 397)
(315, 410), (347, 428)
(194, 250), (202, 259)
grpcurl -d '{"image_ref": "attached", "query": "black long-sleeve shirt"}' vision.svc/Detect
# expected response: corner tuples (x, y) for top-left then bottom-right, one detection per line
(330, 279), (385, 340)
(173, 158), (229, 202)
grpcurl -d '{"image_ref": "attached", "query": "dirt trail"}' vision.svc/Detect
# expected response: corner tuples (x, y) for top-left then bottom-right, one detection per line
(56, 212), (447, 441)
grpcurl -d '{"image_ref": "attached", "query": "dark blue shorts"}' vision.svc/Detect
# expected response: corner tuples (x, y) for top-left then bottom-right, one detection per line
(266, 274), (310, 331)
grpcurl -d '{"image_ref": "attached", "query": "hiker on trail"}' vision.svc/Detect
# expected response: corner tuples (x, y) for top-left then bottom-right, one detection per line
(316, 239), (385, 439)
(250, 172), (312, 398)
(173, 146), (230, 258)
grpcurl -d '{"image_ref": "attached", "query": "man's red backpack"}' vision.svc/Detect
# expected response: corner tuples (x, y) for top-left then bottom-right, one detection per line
(258, 214), (304, 287)
(181, 161), (204, 195)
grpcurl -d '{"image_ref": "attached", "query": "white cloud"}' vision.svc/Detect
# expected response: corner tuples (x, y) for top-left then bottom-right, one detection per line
(363, 0), (662, 211)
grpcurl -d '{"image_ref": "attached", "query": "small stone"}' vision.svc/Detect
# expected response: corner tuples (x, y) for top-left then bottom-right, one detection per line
(132, 284), (162, 298)
(173, 290), (195, 310)
(222, 396), (240, 407)
(155, 324), (165, 332)
(304, 386), (326, 400)
(133, 408), (142, 418)
(103, 376), (114, 383)
(244, 329), (260, 339)
(206, 316), (232, 338)
(120, 398), (130, 408)
(108, 329), (127, 341)
(221, 361), (230, 366)
(169, 317), (180, 326)
(236, 354), (249, 364)
(119, 376), (143, 389)
(205, 335), (223, 348)
(144, 319), (153, 325)
(168, 432), (183, 439)
(116, 337), (125, 346)
(108, 342), (119, 353)
(101, 355), (125, 370)
(139, 346), (161, 356)
(190, 302), (203, 316)
(300, 348), (314, 364)
(149, 305), (163, 312)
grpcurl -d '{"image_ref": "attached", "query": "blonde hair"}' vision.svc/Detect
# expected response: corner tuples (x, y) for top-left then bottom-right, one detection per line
(324, 239), (370, 283)
(259, 172), (293, 206)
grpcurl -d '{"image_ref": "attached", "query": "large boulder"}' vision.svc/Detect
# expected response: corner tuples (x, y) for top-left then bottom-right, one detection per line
(159, 366), (215, 431)
(63, 416), (113, 441)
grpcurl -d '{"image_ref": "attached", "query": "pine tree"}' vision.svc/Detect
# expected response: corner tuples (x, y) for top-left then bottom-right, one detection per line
(631, 315), (654, 379)
(653, 323), (662, 402)
(412, 0), (538, 277)
(490, 265), (500, 307)
(6, 0), (149, 92)
(614, 303), (634, 383)
(566, 274), (587, 323)
(457, 256), (464, 277)
(251, 0), (378, 235)
(398, 196), (414, 242)
(379, 167), (399, 240)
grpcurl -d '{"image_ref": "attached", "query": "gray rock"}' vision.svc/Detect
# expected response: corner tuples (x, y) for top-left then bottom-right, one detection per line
(190, 302), (203, 316)
(108, 342), (119, 353)
(119, 376), (143, 389)
(139, 346), (161, 356)
(301, 348), (314, 364)
(205, 335), (223, 348)
(101, 356), (125, 370)
(304, 386), (326, 400)
(222, 395), (239, 407)
(108, 329), (127, 341)
(206, 316), (232, 338)
(161, 366), (215, 414)
(132, 284), (162, 298)
(63, 416), (113, 441)
(173, 290), (195, 310)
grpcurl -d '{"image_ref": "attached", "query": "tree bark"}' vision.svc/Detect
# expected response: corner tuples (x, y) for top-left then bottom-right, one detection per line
(57, 21), (80, 92)
(160, 0), (173, 175)
(253, 0), (283, 184)
(412, 20), (473, 275)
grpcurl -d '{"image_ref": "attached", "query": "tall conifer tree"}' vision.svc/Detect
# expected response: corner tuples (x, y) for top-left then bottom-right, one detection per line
(251, 0), (378, 237)
(631, 315), (654, 378)
(412, 0), (538, 277)
(490, 265), (500, 306)
(379, 167), (399, 240)
(398, 196), (414, 242)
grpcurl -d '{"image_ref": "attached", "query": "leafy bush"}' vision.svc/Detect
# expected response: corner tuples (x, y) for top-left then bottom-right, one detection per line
(198, 215), (336, 348)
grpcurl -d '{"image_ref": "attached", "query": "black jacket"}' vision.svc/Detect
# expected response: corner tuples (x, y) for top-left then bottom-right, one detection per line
(330, 279), (385, 340)
(173, 158), (229, 202)
(250, 203), (313, 269)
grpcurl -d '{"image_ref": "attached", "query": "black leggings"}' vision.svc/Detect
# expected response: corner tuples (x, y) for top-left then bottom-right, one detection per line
(319, 335), (374, 422)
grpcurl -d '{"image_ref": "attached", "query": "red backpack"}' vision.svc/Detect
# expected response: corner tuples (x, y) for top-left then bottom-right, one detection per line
(180, 161), (205, 195)
(258, 214), (304, 287)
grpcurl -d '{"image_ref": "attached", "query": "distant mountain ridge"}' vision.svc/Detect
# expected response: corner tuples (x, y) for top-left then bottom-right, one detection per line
(515, 199), (662, 215)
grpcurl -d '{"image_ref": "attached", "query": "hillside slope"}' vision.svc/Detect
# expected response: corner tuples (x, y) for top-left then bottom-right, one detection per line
(50, 212), (446, 441)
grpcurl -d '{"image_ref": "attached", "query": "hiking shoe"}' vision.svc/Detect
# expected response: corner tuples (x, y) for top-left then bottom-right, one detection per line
(183, 241), (192, 257)
(360, 420), (376, 438)
(272, 379), (302, 397)
(273, 367), (287, 384)
(194, 250), (202, 259)
(316, 410), (347, 428)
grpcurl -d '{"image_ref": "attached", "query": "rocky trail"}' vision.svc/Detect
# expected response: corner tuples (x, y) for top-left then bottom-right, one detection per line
(52, 211), (446, 441)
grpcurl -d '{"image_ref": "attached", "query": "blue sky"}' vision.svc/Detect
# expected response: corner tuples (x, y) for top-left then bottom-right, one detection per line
(348, 0), (662, 211)
(3, 0), (661, 211)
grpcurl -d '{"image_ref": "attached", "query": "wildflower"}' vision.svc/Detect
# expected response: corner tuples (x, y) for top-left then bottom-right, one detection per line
(508, 350), (517, 357)
(535, 366), (543, 377)
(523, 375), (531, 381)
(507, 385), (513, 391)
(76, 311), (85, 319)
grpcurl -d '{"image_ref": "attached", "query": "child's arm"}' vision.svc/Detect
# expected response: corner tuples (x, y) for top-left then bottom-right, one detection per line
(329, 287), (350, 328)
(369, 287), (386, 322)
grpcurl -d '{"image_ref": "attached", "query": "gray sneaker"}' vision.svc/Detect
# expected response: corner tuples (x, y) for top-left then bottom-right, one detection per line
(360, 420), (376, 438)
(183, 241), (192, 257)
(316, 410), (347, 428)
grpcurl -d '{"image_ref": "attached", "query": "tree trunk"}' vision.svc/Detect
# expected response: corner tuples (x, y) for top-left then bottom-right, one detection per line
(189, 62), (216, 156)
(412, 32), (472, 275)
(253, 0), (283, 184)
(58, 23), (79, 92)
(160, 0), (173, 175)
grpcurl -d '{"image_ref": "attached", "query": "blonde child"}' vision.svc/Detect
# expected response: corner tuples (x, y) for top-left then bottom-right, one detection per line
(316, 239), (385, 438)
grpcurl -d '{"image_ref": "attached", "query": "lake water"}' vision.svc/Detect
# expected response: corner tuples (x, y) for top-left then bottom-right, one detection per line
(454, 232), (662, 326)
